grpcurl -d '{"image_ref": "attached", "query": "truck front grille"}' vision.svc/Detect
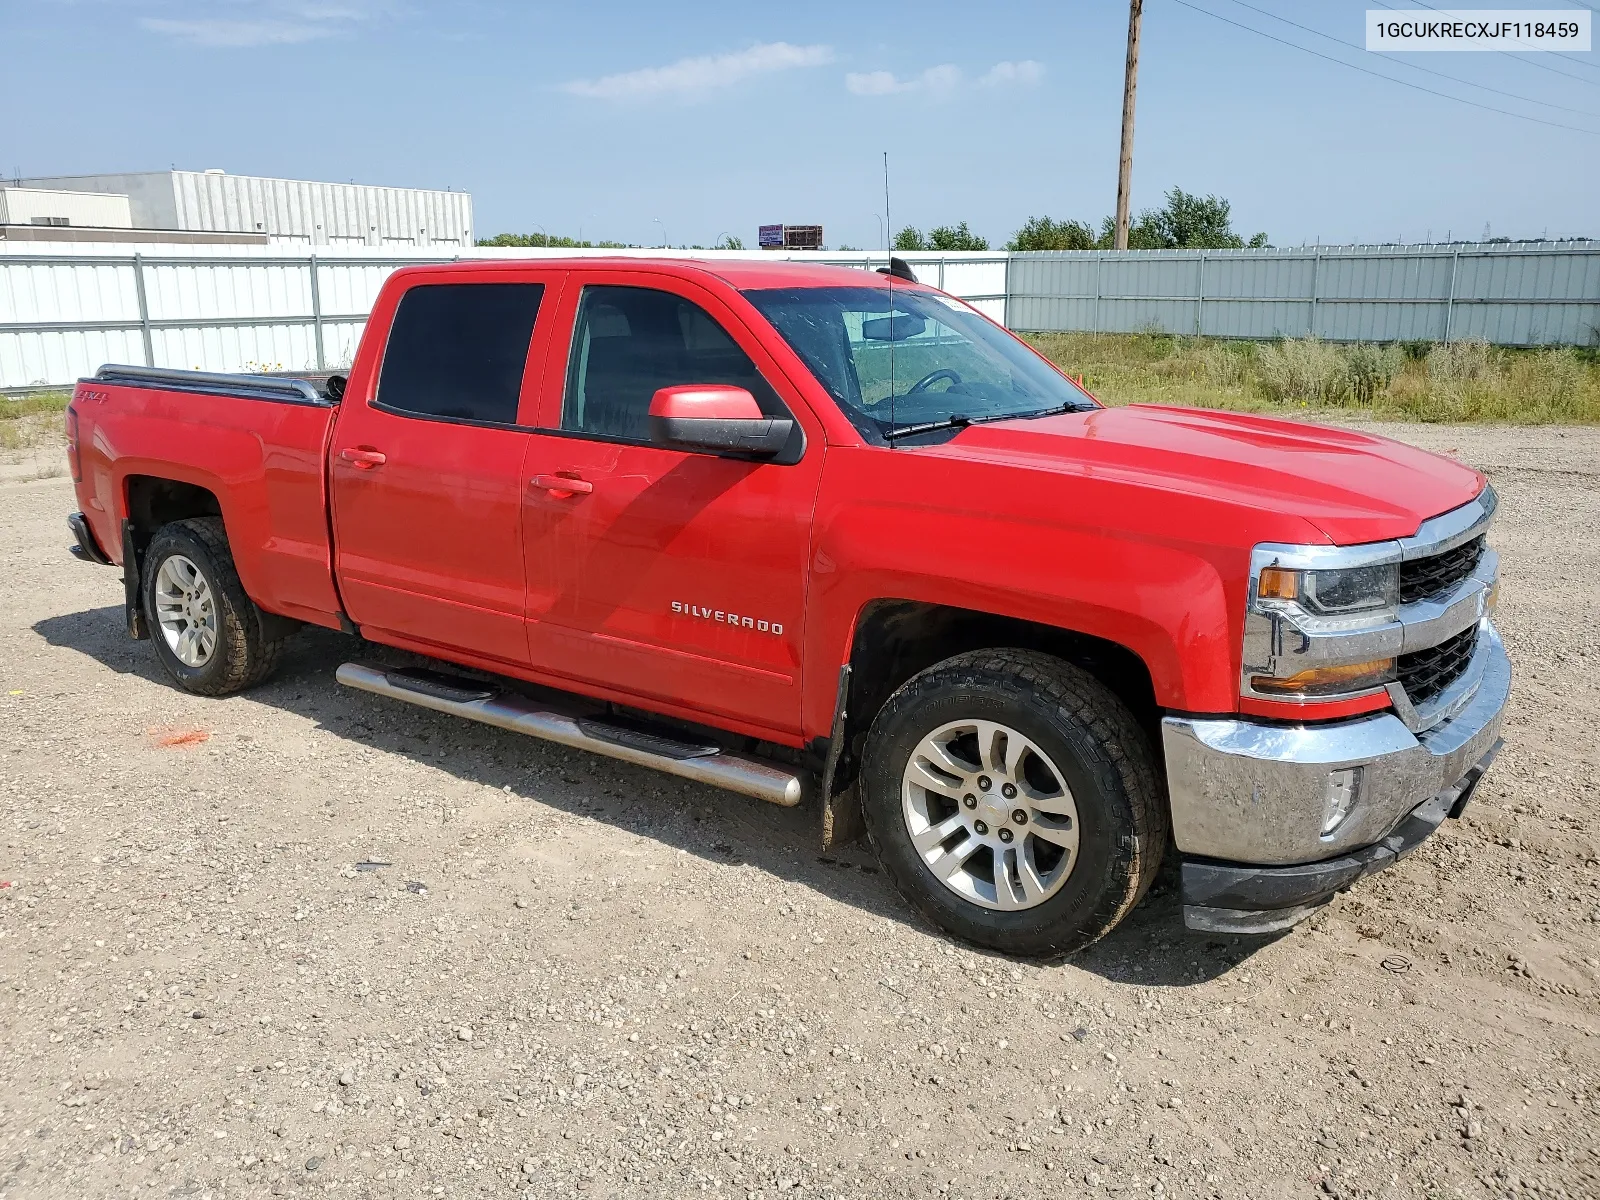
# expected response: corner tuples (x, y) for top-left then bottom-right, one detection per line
(1400, 535), (1484, 604)
(1397, 624), (1479, 704)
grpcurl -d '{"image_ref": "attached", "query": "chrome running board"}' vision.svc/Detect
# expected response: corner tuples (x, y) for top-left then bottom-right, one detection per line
(335, 662), (804, 808)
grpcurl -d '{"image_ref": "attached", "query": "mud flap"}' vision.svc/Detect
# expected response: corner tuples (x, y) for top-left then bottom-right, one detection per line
(822, 779), (866, 850)
(121, 519), (149, 640)
(820, 666), (866, 849)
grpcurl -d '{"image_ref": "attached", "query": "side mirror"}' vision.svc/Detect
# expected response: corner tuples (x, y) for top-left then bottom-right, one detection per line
(648, 385), (793, 457)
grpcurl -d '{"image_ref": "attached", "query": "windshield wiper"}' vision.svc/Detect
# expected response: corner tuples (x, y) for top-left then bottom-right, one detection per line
(1014, 400), (1095, 419)
(882, 413), (972, 441)
(882, 402), (1089, 441)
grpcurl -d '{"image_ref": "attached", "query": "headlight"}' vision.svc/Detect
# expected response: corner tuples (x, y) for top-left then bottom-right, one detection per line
(1256, 562), (1399, 629)
(1243, 541), (1404, 703)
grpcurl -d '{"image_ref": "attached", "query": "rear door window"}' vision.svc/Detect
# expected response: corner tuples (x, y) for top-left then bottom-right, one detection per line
(377, 282), (545, 424)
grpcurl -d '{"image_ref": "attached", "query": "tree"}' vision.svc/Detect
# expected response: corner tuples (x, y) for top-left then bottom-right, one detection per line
(1098, 189), (1268, 250)
(894, 223), (989, 251)
(1095, 213), (1168, 250)
(1149, 188), (1245, 248)
(1009, 191), (1266, 253)
(714, 234), (745, 250)
(927, 222), (989, 251)
(1008, 215), (1098, 251)
(477, 233), (635, 248)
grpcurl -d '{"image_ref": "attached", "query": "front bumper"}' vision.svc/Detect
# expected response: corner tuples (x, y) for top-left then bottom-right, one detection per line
(1161, 619), (1509, 933)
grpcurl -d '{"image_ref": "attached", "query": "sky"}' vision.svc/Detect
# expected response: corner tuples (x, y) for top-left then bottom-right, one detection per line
(4, 1), (1598, 249)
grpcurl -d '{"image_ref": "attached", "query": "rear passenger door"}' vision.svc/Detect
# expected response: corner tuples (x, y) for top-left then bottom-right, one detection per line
(520, 274), (824, 739)
(331, 273), (562, 666)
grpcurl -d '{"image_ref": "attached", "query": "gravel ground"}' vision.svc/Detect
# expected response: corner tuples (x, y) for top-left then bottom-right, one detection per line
(1, 421), (1597, 1200)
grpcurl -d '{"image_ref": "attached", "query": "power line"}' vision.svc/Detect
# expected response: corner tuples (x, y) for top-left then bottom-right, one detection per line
(1167, 0), (1600, 136)
(1224, 0), (1600, 116)
(1372, 0), (1600, 86)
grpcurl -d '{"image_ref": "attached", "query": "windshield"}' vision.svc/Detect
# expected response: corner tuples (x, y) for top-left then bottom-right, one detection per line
(742, 284), (1096, 440)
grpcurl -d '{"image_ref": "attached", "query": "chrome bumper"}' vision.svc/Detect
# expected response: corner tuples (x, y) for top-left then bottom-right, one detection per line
(1161, 619), (1510, 867)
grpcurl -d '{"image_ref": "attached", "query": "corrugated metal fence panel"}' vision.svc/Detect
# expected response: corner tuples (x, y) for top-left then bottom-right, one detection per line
(0, 248), (1010, 388)
(5, 244), (1594, 389)
(1, 255), (146, 388)
(1010, 244), (1599, 345)
(142, 259), (315, 322)
(320, 320), (368, 370)
(1, 327), (147, 391)
(316, 261), (408, 320)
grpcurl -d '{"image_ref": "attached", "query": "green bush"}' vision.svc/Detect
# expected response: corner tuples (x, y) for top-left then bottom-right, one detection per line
(1427, 338), (1493, 385)
(1256, 338), (1351, 404)
(1344, 342), (1403, 405)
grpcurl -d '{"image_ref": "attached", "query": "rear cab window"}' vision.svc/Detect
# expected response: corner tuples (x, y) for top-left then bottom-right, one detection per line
(376, 282), (545, 425)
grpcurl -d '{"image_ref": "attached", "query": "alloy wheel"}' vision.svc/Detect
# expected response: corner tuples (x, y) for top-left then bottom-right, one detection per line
(901, 719), (1081, 911)
(153, 554), (218, 667)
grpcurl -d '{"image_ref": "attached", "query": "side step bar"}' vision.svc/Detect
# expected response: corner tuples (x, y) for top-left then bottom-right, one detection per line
(335, 663), (804, 808)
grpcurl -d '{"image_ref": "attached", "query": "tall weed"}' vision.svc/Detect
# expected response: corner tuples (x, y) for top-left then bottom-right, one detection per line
(1427, 339), (1493, 385)
(1256, 338), (1350, 405)
(1024, 333), (1600, 423)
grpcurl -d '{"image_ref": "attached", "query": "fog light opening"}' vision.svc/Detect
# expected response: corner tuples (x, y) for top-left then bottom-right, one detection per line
(1322, 766), (1363, 837)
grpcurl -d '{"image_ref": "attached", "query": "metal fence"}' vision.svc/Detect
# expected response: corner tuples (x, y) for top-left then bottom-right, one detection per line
(3, 242), (1594, 392)
(1007, 242), (1600, 347)
(0, 246), (1008, 392)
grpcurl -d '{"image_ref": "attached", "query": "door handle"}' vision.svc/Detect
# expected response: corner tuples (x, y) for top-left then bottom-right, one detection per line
(532, 474), (593, 497)
(340, 448), (387, 469)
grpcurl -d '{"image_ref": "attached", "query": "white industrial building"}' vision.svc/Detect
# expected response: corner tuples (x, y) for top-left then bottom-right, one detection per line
(0, 187), (133, 229)
(16, 169), (473, 248)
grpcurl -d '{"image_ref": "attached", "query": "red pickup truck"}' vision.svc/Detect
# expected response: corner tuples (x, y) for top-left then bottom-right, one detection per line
(64, 256), (1507, 955)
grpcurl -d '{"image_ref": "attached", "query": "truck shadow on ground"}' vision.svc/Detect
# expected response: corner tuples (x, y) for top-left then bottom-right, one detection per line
(34, 606), (1285, 986)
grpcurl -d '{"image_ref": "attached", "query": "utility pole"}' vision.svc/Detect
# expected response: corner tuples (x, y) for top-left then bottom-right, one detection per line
(1114, 0), (1143, 251)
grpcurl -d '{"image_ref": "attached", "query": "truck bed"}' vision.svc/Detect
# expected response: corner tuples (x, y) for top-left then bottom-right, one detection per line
(71, 364), (347, 629)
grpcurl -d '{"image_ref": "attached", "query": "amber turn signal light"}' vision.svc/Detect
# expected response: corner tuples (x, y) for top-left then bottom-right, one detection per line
(1251, 658), (1396, 697)
(1257, 566), (1299, 601)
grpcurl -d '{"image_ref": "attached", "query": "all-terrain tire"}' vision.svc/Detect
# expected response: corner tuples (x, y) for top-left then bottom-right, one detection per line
(860, 648), (1168, 958)
(143, 517), (288, 696)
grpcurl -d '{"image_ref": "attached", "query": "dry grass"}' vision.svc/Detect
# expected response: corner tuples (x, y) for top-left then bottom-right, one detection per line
(1026, 333), (1600, 424)
(0, 392), (70, 456)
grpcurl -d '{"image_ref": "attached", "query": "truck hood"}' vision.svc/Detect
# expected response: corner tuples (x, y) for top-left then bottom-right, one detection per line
(931, 404), (1485, 545)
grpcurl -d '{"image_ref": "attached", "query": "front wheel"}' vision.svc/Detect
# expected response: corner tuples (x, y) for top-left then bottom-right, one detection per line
(861, 649), (1167, 958)
(143, 517), (287, 696)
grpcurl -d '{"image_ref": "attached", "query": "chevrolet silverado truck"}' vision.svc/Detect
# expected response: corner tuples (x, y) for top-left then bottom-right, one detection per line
(63, 256), (1508, 955)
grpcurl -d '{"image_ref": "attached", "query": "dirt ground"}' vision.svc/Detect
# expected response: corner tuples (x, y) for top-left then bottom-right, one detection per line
(1, 421), (1597, 1200)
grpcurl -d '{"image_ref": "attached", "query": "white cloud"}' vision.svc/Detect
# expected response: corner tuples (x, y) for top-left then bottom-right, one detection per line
(846, 63), (963, 95)
(844, 70), (903, 96)
(141, 18), (337, 46)
(981, 60), (1044, 87)
(140, 2), (389, 48)
(847, 59), (1043, 96)
(562, 42), (835, 101)
(920, 64), (963, 93)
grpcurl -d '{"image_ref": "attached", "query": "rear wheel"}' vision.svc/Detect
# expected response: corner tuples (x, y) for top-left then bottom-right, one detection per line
(861, 649), (1166, 957)
(143, 517), (288, 696)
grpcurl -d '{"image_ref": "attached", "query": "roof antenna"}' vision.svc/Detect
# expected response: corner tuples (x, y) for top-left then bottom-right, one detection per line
(874, 151), (917, 283)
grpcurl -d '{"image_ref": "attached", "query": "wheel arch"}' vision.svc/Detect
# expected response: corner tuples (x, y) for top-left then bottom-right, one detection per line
(820, 598), (1164, 847)
(124, 474), (225, 540)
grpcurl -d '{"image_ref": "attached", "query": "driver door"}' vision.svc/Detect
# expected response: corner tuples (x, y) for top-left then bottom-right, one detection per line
(520, 273), (824, 738)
